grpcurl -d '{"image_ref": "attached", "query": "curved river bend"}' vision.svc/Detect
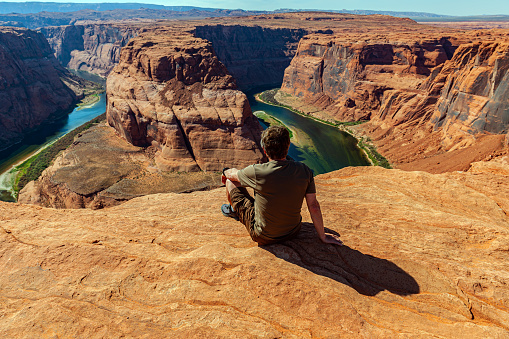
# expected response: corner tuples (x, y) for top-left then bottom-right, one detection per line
(248, 90), (370, 174)
(0, 89), (369, 202)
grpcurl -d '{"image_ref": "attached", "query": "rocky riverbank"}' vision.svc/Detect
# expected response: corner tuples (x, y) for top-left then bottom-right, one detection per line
(258, 89), (390, 168)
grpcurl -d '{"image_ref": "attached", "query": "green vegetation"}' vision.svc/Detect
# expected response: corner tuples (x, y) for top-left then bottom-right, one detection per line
(257, 88), (280, 105)
(253, 111), (293, 138)
(77, 93), (102, 108)
(13, 113), (106, 195)
(257, 88), (391, 169)
(357, 136), (392, 169)
(257, 89), (367, 128)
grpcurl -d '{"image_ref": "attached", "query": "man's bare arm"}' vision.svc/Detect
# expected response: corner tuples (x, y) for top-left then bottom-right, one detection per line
(305, 193), (343, 245)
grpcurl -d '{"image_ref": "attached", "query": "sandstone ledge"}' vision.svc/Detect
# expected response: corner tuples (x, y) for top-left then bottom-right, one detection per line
(2, 166), (509, 337)
(18, 124), (221, 209)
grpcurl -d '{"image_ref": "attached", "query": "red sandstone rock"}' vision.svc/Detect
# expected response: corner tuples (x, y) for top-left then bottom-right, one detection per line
(106, 31), (264, 172)
(277, 23), (509, 170)
(3, 166), (509, 336)
(280, 34), (461, 122)
(429, 42), (509, 148)
(18, 124), (222, 209)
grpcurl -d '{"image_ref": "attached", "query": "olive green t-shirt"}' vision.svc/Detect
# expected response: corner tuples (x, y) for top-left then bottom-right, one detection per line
(237, 160), (316, 241)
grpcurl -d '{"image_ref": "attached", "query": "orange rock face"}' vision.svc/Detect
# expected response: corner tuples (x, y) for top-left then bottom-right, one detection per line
(106, 31), (265, 172)
(278, 24), (509, 170)
(429, 42), (509, 147)
(2, 165), (509, 337)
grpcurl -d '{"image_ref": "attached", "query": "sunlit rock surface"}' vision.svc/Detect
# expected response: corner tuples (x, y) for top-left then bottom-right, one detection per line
(2, 165), (509, 337)
(106, 30), (264, 172)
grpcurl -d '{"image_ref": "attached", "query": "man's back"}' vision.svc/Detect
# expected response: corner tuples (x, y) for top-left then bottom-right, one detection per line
(238, 159), (315, 241)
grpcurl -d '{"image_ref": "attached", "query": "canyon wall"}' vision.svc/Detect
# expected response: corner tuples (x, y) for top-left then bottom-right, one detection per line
(194, 25), (307, 89)
(41, 24), (139, 76)
(106, 30), (265, 172)
(0, 27), (77, 151)
(281, 34), (461, 121)
(429, 42), (509, 147)
(279, 30), (509, 169)
(41, 23), (308, 88)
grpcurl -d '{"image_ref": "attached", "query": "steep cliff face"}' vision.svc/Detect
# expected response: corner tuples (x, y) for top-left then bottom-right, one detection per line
(361, 39), (509, 169)
(106, 31), (264, 172)
(279, 29), (509, 169)
(429, 42), (509, 148)
(0, 27), (77, 151)
(194, 25), (307, 89)
(281, 34), (459, 121)
(41, 24), (139, 76)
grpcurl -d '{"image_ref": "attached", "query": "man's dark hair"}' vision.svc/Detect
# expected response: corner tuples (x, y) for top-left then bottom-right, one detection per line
(261, 126), (290, 160)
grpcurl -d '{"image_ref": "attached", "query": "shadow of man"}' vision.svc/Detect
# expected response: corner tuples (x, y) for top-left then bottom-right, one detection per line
(261, 222), (420, 297)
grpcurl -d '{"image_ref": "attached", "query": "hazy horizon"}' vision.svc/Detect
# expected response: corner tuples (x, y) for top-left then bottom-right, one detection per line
(1, 0), (508, 17)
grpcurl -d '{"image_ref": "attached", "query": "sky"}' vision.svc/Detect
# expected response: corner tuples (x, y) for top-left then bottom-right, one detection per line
(39, 0), (509, 16)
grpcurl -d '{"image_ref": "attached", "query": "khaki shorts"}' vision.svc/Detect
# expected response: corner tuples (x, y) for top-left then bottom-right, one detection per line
(230, 187), (300, 246)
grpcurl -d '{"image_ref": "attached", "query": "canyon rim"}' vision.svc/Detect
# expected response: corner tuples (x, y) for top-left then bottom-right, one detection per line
(0, 9), (509, 337)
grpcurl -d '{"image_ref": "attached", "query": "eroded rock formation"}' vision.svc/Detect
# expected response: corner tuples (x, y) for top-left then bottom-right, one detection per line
(0, 27), (77, 151)
(361, 38), (509, 171)
(106, 31), (265, 172)
(18, 123), (221, 209)
(429, 42), (509, 147)
(194, 25), (306, 89)
(3, 163), (509, 336)
(280, 34), (463, 122)
(41, 24), (139, 76)
(278, 24), (509, 171)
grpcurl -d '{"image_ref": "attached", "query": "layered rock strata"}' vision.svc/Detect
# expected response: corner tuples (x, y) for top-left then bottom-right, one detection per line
(281, 34), (462, 122)
(429, 42), (509, 147)
(279, 28), (509, 170)
(194, 25), (306, 89)
(106, 31), (265, 172)
(362, 39), (509, 170)
(3, 164), (509, 337)
(41, 24), (139, 77)
(0, 27), (77, 151)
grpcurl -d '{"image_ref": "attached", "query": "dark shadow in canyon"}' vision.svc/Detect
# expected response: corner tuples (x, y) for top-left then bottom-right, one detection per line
(262, 222), (420, 297)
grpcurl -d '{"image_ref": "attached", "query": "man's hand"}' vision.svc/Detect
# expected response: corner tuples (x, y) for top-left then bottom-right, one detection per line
(306, 193), (343, 246)
(321, 233), (343, 246)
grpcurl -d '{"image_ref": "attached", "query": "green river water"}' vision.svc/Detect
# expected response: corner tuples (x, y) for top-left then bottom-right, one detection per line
(0, 93), (107, 202)
(0, 88), (369, 202)
(248, 90), (370, 174)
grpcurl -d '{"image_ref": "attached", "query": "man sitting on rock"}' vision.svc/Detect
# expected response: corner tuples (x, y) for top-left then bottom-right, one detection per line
(221, 125), (343, 246)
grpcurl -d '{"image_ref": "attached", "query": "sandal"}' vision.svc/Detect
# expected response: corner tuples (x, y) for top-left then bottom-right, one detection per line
(221, 204), (239, 221)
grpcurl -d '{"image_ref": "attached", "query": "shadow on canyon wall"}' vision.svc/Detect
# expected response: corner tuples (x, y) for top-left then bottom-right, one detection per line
(264, 222), (420, 297)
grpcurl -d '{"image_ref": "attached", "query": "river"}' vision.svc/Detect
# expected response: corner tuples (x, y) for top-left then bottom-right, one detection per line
(0, 88), (369, 202)
(248, 90), (370, 174)
(0, 93), (107, 202)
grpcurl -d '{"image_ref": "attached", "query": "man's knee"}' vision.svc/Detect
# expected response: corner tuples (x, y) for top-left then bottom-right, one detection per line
(226, 179), (241, 193)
